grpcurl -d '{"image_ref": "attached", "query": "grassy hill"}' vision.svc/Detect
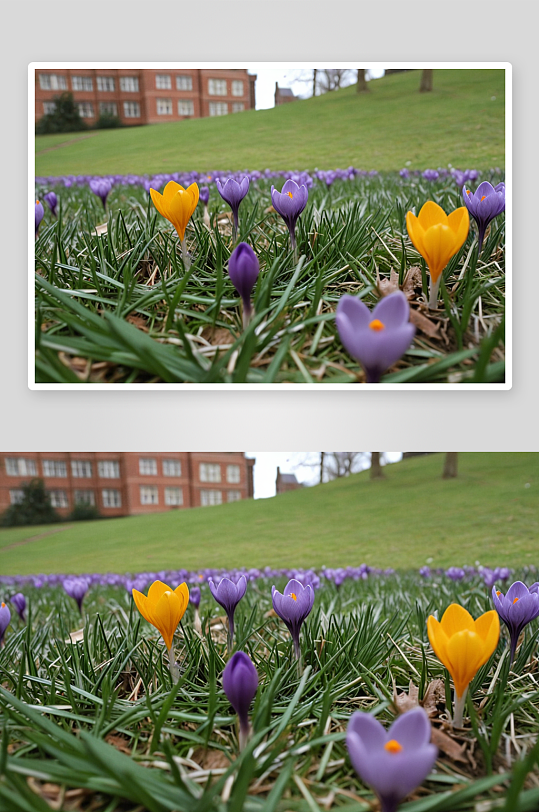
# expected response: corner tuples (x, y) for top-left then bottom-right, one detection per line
(35, 69), (505, 176)
(0, 453), (535, 576)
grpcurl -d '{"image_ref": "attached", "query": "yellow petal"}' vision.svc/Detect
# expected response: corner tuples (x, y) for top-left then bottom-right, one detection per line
(174, 582), (190, 614)
(474, 610), (500, 665)
(185, 182), (200, 209)
(447, 207), (470, 249)
(150, 188), (169, 222)
(417, 200), (448, 229)
(167, 190), (195, 241)
(132, 588), (156, 626)
(163, 181), (185, 202)
(420, 223), (459, 283)
(445, 629), (486, 697)
(439, 604), (475, 636)
(153, 590), (183, 650)
(148, 580), (174, 604)
(406, 211), (425, 255)
(427, 615), (450, 667)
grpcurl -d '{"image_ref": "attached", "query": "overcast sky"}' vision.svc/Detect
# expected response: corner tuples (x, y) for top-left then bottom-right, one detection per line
(246, 66), (386, 110)
(246, 452), (403, 499)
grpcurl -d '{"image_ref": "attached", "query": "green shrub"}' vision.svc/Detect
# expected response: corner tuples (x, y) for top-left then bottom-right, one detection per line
(95, 113), (122, 130)
(36, 92), (87, 134)
(68, 504), (101, 522)
(1, 479), (61, 527)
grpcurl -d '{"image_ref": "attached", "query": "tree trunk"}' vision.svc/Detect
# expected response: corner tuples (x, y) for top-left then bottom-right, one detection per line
(442, 452), (458, 479)
(313, 69), (317, 97)
(419, 69), (433, 92)
(370, 453), (385, 479)
(357, 69), (368, 93)
(319, 451), (325, 484)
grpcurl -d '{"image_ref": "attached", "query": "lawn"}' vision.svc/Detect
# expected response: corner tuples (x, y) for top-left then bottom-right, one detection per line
(1, 453), (536, 576)
(34, 69), (505, 176)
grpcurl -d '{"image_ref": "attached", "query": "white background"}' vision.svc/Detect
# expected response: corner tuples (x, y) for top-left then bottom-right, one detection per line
(3, 0), (534, 453)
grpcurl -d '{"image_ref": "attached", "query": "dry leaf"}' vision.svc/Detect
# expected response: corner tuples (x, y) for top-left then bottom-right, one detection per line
(126, 314), (149, 332)
(94, 222), (108, 236)
(191, 748), (231, 771)
(377, 269), (400, 297)
(409, 309), (441, 339)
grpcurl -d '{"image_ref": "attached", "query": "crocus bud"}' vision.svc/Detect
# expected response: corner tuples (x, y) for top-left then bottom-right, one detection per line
(271, 578), (314, 661)
(63, 577), (90, 614)
(0, 602), (11, 646)
(215, 176), (249, 239)
(270, 179), (308, 257)
(10, 593), (26, 622)
(462, 181), (505, 255)
(189, 586), (201, 609)
(208, 575), (247, 652)
(222, 651), (258, 749)
(43, 191), (58, 217)
(89, 178), (113, 209)
(35, 200), (44, 237)
(199, 186), (210, 206)
(228, 243), (260, 328)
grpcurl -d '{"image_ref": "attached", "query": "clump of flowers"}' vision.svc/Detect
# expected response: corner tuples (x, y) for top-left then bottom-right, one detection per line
(150, 181), (199, 269)
(222, 651), (258, 750)
(336, 291), (415, 383)
(132, 580), (189, 682)
(346, 707), (437, 812)
(492, 581), (539, 663)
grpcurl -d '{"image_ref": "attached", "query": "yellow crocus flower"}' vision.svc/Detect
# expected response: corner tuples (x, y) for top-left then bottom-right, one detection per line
(406, 201), (469, 309)
(132, 580), (189, 651)
(150, 180), (199, 267)
(427, 604), (499, 726)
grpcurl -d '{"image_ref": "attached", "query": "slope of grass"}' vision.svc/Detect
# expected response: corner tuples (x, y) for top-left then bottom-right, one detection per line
(0, 453), (535, 576)
(35, 69), (505, 176)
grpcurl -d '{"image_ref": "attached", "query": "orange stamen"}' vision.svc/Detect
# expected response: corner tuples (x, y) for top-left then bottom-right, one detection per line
(481, 195), (486, 201)
(1, 602), (5, 608)
(513, 597), (519, 604)
(369, 319), (385, 332)
(36, 200), (40, 205)
(466, 190), (471, 195)
(384, 739), (403, 754)
(496, 591), (501, 596)
(290, 593), (297, 601)
(287, 191), (293, 198)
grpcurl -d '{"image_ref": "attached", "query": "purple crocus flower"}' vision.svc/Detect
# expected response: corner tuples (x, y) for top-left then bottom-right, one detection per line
(215, 176), (249, 239)
(270, 179), (309, 257)
(228, 242), (260, 328)
(492, 581), (539, 663)
(189, 586), (201, 609)
(462, 181), (505, 255)
(222, 650), (258, 749)
(422, 169), (439, 181)
(346, 707), (437, 812)
(89, 178), (113, 210)
(336, 291), (415, 383)
(63, 577), (89, 614)
(208, 574), (247, 651)
(35, 200), (44, 238)
(0, 602), (11, 646)
(271, 578), (315, 660)
(10, 593), (26, 622)
(199, 186), (210, 206)
(399, 168), (410, 179)
(43, 191), (58, 217)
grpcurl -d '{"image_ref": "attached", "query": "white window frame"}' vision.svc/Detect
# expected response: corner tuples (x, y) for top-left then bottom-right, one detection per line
(71, 460), (92, 478)
(123, 101), (140, 118)
(155, 74), (171, 90)
(9, 490), (24, 505)
(139, 458), (158, 476)
(49, 490), (69, 508)
(5, 458), (37, 476)
(232, 80), (244, 97)
(97, 76), (115, 92)
(72, 76), (93, 92)
(163, 459), (182, 477)
(102, 489), (121, 508)
(176, 75), (193, 91)
(227, 490), (242, 503)
(232, 102), (245, 113)
(140, 485), (159, 505)
(200, 489), (222, 506)
(39, 74), (67, 91)
(178, 99), (194, 116)
(156, 98), (173, 116)
(43, 101), (57, 115)
(78, 102), (94, 118)
(165, 487), (183, 506)
(226, 464), (241, 484)
(99, 102), (118, 116)
(208, 78), (227, 96)
(74, 490), (95, 506)
(120, 76), (139, 93)
(209, 102), (228, 117)
(200, 463), (221, 483)
(98, 460), (120, 479)
(42, 460), (67, 478)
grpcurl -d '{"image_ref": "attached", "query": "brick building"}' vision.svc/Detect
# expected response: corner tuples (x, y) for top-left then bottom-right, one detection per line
(35, 68), (256, 127)
(0, 453), (255, 518)
(275, 467), (303, 494)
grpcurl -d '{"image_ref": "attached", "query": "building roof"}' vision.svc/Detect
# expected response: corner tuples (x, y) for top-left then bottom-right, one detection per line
(279, 472), (299, 484)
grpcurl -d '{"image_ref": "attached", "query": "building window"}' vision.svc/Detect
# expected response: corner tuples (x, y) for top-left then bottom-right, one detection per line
(99, 102), (118, 116)
(200, 463), (221, 483)
(123, 101), (141, 118)
(9, 490), (24, 505)
(39, 74), (67, 91)
(43, 101), (56, 115)
(156, 98), (173, 115)
(72, 76), (93, 92)
(176, 75), (193, 91)
(226, 465), (241, 484)
(163, 459), (181, 477)
(71, 460), (92, 478)
(232, 102), (245, 113)
(208, 78), (227, 96)
(120, 76), (139, 92)
(5, 458), (37, 476)
(165, 487), (183, 506)
(50, 490), (68, 508)
(232, 80), (244, 97)
(78, 102), (94, 118)
(102, 489), (121, 508)
(140, 485), (159, 505)
(178, 99), (194, 116)
(139, 458), (157, 476)
(155, 74), (171, 89)
(42, 460), (67, 478)
(209, 102), (228, 117)
(97, 76), (115, 92)
(227, 490), (241, 503)
(201, 489), (222, 506)
(74, 490), (95, 506)
(98, 460), (120, 479)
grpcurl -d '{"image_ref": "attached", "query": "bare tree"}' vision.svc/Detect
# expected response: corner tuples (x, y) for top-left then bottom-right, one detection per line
(312, 68), (317, 97)
(317, 69), (355, 93)
(442, 452), (458, 479)
(419, 69), (433, 92)
(370, 452), (386, 480)
(319, 451), (325, 484)
(356, 69), (369, 93)
(324, 452), (368, 479)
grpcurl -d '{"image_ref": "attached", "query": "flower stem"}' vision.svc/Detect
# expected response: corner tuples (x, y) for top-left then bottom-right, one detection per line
(167, 646), (180, 684)
(203, 205), (210, 229)
(242, 300), (252, 331)
(289, 227), (298, 264)
(181, 238), (191, 270)
(453, 686), (468, 728)
(428, 276), (441, 310)
(194, 608), (202, 636)
(233, 212), (239, 244)
(239, 719), (250, 751)
(227, 615), (234, 656)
